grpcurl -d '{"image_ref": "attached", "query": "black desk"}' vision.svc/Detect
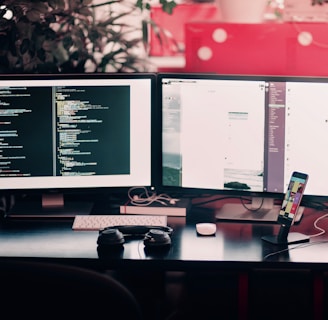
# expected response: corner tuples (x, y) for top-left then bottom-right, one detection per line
(0, 208), (328, 320)
(0, 209), (328, 269)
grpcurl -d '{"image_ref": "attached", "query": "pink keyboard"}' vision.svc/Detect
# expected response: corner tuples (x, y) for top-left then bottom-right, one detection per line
(72, 214), (167, 231)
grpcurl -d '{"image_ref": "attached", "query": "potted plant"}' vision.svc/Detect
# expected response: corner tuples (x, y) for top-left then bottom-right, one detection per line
(0, 0), (176, 73)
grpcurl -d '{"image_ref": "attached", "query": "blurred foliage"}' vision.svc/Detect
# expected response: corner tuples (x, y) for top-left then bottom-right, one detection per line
(0, 0), (176, 73)
(312, 0), (328, 5)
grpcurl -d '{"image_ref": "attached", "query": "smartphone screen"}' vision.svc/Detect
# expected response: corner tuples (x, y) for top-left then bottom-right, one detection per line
(277, 171), (308, 226)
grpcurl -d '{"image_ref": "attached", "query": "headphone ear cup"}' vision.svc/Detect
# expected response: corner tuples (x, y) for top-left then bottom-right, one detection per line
(144, 229), (171, 249)
(97, 228), (125, 248)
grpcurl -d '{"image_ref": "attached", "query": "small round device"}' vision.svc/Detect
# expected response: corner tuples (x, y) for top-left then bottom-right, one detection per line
(196, 223), (217, 236)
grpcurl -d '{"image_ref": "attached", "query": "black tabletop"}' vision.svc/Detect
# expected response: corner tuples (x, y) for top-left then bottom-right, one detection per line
(0, 205), (327, 271)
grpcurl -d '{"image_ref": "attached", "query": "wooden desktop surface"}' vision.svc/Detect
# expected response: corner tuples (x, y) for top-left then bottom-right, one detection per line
(0, 206), (327, 271)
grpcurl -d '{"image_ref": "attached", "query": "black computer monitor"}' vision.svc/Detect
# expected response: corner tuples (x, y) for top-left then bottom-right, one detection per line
(158, 73), (328, 222)
(0, 73), (156, 216)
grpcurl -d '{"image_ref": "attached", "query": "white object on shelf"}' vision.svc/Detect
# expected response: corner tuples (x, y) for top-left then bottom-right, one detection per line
(284, 0), (328, 22)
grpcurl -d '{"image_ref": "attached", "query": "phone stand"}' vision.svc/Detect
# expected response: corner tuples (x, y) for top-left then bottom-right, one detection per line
(261, 224), (310, 245)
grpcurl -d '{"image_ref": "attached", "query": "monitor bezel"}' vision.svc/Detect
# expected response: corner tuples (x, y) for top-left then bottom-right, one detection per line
(0, 72), (159, 198)
(156, 72), (328, 204)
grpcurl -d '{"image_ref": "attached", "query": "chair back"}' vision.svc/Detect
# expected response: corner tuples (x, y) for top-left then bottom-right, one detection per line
(0, 258), (143, 319)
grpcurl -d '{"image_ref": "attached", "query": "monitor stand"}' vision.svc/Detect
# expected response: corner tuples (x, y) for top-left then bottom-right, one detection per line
(6, 193), (93, 218)
(215, 197), (304, 223)
(261, 224), (310, 245)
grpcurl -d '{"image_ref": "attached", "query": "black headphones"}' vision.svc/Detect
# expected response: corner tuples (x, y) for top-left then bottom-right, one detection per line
(97, 225), (173, 251)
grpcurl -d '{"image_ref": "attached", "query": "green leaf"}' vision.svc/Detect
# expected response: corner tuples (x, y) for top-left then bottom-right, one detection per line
(159, 0), (177, 14)
(136, 0), (143, 10)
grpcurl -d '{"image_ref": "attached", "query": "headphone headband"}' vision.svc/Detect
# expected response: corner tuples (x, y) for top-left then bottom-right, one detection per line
(99, 225), (173, 236)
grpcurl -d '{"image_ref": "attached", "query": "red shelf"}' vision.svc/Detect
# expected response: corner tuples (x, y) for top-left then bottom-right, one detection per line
(184, 22), (328, 76)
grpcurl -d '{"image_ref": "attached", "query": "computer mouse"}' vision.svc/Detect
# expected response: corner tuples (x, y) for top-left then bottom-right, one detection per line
(196, 223), (217, 236)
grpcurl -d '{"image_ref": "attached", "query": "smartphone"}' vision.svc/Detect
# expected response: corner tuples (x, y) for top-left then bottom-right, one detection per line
(277, 171), (309, 226)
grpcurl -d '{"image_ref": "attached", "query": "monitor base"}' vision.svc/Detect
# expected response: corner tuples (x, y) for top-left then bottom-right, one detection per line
(261, 232), (310, 245)
(5, 193), (93, 218)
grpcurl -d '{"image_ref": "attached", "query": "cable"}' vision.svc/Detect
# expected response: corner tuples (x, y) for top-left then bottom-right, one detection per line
(263, 239), (328, 260)
(240, 197), (264, 212)
(307, 213), (328, 238)
(127, 186), (180, 207)
(263, 212), (328, 260)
